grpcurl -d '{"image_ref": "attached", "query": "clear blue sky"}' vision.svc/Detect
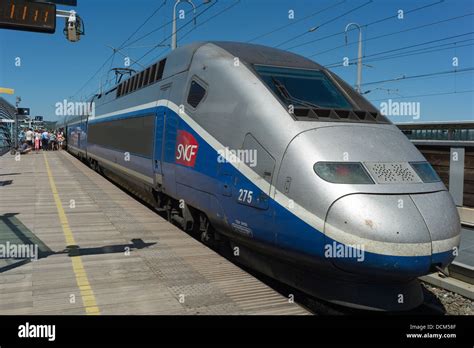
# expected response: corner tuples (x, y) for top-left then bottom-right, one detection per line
(0, 0), (473, 123)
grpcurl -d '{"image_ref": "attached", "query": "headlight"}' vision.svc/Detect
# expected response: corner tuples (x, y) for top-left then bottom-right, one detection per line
(410, 162), (441, 183)
(313, 162), (374, 184)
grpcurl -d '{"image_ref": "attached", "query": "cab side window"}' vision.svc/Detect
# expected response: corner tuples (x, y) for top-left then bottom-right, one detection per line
(187, 80), (206, 108)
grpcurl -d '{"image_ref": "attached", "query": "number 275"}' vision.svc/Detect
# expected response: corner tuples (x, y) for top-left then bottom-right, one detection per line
(238, 189), (253, 204)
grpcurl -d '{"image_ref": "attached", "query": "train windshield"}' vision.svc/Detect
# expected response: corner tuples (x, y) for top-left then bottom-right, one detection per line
(254, 65), (352, 110)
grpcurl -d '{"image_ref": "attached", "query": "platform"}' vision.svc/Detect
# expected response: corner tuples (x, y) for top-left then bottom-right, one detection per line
(458, 206), (474, 226)
(448, 226), (474, 285)
(420, 227), (474, 299)
(0, 150), (309, 315)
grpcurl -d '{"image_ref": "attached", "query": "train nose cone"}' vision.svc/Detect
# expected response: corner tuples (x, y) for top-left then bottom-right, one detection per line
(324, 192), (460, 279)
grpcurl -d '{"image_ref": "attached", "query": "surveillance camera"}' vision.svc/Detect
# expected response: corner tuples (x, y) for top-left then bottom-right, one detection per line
(65, 12), (81, 42)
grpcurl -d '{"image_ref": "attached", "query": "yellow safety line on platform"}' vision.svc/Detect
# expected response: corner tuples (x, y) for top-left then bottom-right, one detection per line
(43, 153), (101, 315)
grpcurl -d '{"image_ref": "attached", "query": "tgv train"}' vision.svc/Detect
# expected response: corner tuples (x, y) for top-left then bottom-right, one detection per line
(60, 42), (461, 311)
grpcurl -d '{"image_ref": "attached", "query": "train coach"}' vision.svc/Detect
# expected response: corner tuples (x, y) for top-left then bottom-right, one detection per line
(60, 41), (461, 311)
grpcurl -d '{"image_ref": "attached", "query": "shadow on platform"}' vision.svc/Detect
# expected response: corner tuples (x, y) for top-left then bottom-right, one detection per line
(61, 238), (155, 257)
(0, 213), (155, 273)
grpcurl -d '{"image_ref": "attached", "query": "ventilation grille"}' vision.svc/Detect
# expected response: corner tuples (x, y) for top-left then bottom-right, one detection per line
(292, 108), (389, 123)
(364, 162), (422, 184)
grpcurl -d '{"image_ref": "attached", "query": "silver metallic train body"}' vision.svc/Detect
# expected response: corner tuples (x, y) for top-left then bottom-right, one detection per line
(61, 42), (461, 310)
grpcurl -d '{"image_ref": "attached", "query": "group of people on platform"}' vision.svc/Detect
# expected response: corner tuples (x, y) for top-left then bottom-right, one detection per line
(18, 128), (65, 154)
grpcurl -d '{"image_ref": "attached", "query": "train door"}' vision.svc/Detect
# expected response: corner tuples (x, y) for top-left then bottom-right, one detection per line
(153, 83), (172, 187)
(220, 134), (276, 244)
(160, 83), (179, 198)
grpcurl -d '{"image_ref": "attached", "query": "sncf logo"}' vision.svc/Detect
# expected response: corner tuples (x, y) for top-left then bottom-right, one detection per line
(175, 130), (199, 167)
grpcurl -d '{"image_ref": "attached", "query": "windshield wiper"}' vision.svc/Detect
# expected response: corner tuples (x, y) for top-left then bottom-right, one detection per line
(271, 77), (321, 109)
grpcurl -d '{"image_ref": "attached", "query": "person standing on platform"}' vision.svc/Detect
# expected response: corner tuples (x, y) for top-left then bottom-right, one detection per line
(57, 132), (64, 150)
(41, 129), (49, 151)
(34, 130), (41, 154)
(25, 128), (34, 147)
(19, 128), (26, 143)
(49, 132), (57, 150)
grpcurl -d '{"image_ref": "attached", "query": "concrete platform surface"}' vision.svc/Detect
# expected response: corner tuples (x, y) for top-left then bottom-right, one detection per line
(0, 150), (309, 315)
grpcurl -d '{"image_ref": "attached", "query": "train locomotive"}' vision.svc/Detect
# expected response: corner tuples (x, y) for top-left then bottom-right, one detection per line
(61, 41), (461, 311)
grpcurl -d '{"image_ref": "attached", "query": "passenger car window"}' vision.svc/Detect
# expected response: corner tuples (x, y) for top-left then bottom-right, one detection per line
(187, 80), (206, 108)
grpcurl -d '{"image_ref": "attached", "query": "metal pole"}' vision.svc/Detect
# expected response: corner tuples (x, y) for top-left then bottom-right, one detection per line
(449, 147), (465, 206)
(14, 112), (18, 150)
(12, 96), (21, 154)
(171, 1), (179, 50)
(10, 112), (18, 155)
(357, 29), (362, 93)
(171, 0), (197, 50)
(344, 23), (363, 93)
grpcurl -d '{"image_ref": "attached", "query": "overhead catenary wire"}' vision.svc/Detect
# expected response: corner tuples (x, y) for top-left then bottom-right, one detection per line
(72, 0), (471, 104)
(80, 1), (219, 101)
(360, 67), (474, 87)
(99, 2), (207, 92)
(274, 0), (373, 49)
(329, 41), (474, 70)
(323, 31), (474, 68)
(180, 0), (240, 41)
(309, 12), (474, 58)
(72, 53), (115, 102)
(72, 1), (168, 100)
(245, 0), (346, 43)
(120, 1), (210, 51)
(158, 0), (241, 64)
(284, 0), (445, 52)
(117, 0), (167, 51)
(367, 89), (474, 102)
(130, 1), (219, 69)
(73, 1), (205, 100)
